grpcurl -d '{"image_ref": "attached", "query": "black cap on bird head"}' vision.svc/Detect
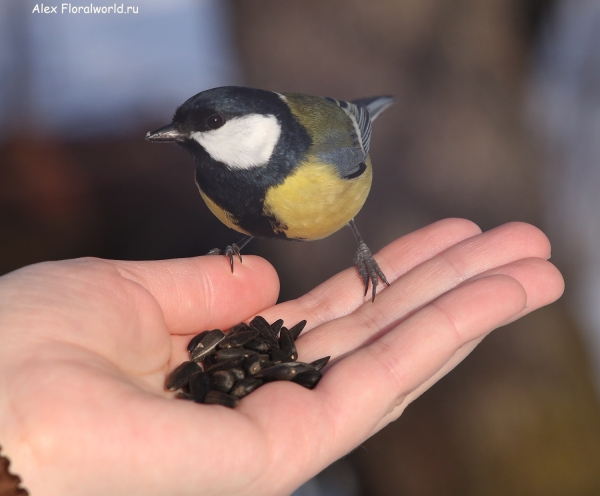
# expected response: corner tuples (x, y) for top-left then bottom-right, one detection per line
(145, 86), (287, 143)
(146, 86), (295, 172)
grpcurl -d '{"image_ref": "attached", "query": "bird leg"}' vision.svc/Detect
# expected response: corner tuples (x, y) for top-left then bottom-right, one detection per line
(348, 219), (389, 301)
(207, 235), (254, 272)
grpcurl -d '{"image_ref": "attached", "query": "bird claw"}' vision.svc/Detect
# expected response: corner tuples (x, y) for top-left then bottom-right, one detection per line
(354, 242), (390, 302)
(207, 244), (243, 272)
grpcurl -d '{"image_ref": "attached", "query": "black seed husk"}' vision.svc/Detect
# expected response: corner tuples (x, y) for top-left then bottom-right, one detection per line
(293, 370), (322, 389)
(229, 368), (245, 381)
(309, 356), (330, 371)
(217, 330), (259, 349)
(202, 353), (219, 369)
(210, 370), (235, 393)
(169, 317), (326, 409)
(279, 328), (298, 361)
(258, 360), (278, 369)
(216, 348), (258, 360)
(254, 362), (314, 381)
(204, 356), (246, 374)
(288, 320), (307, 341)
(249, 316), (278, 346)
(270, 319), (284, 338)
(189, 371), (211, 403)
(187, 330), (210, 353)
(270, 346), (290, 364)
(165, 360), (202, 391)
(244, 354), (262, 376)
(227, 322), (251, 335)
(230, 377), (263, 399)
(244, 338), (271, 353)
(204, 390), (239, 408)
(190, 329), (226, 362)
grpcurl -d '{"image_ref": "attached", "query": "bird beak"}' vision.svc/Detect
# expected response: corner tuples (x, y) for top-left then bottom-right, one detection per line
(145, 124), (186, 142)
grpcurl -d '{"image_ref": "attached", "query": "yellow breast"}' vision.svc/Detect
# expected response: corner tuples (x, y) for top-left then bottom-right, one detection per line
(263, 156), (372, 240)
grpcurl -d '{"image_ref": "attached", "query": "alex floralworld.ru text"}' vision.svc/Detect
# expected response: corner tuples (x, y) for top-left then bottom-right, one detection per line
(32, 3), (138, 14)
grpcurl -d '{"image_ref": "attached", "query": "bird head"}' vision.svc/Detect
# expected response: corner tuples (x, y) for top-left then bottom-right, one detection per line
(146, 86), (286, 170)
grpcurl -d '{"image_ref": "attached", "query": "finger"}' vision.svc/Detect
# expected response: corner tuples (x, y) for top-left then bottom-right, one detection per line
(403, 257), (564, 395)
(356, 257), (564, 436)
(376, 257), (564, 418)
(240, 275), (527, 494)
(368, 337), (483, 435)
(297, 222), (552, 362)
(325, 275), (526, 451)
(261, 218), (482, 329)
(467, 257), (564, 325)
(111, 255), (279, 335)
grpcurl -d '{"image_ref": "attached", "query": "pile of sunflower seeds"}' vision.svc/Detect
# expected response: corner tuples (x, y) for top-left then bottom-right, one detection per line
(165, 316), (330, 408)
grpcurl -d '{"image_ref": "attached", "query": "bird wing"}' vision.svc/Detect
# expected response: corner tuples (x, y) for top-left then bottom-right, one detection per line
(321, 96), (394, 178)
(325, 97), (371, 159)
(351, 96), (395, 121)
(348, 95), (394, 154)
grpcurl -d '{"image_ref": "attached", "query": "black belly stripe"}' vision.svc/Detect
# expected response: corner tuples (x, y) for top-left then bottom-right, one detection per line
(195, 167), (290, 240)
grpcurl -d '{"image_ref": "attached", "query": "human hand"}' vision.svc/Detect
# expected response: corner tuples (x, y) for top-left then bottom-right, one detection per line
(0, 219), (563, 496)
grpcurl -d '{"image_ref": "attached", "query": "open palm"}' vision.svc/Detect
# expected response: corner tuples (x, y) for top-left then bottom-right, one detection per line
(0, 219), (563, 496)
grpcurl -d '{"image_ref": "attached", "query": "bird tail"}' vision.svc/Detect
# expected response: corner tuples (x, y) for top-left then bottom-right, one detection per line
(351, 96), (395, 121)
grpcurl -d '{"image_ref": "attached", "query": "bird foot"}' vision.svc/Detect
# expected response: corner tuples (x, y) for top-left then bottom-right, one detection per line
(354, 241), (390, 302)
(207, 244), (243, 272)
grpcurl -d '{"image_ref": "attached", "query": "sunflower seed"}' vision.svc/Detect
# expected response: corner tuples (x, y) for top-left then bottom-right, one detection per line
(309, 356), (330, 371)
(187, 330), (210, 353)
(270, 319), (284, 338)
(190, 329), (226, 362)
(244, 354), (262, 376)
(270, 346), (290, 364)
(165, 360), (202, 391)
(217, 330), (259, 349)
(189, 371), (211, 403)
(204, 390), (239, 408)
(230, 377), (263, 399)
(254, 362), (314, 381)
(227, 322), (251, 335)
(288, 320), (307, 341)
(210, 370), (235, 393)
(244, 338), (271, 353)
(202, 353), (219, 369)
(250, 316), (278, 346)
(216, 348), (258, 360)
(204, 356), (246, 374)
(168, 317), (326, 408)
(293, 369), (322, 389)
(258, 360), (278, 369)
(229, 368), (245, 381)
(279, 328), (298, 361)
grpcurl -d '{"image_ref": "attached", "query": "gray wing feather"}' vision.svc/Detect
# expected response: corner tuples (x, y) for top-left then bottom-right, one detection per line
(323, 95), (394, 178)
(352, 96), (395, 121)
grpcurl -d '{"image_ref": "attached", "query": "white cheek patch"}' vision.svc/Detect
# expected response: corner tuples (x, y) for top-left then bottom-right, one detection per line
(191, 114), (281, 170)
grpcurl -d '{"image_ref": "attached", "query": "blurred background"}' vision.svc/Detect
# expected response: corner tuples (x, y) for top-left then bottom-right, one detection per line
(2, 0), (600, 494)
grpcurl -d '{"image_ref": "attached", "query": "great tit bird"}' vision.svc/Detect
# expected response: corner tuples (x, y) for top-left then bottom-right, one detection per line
(146, 86), (394, 301)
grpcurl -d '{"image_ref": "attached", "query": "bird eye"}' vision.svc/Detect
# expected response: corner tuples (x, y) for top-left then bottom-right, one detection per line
(206, 114), (225, 130)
